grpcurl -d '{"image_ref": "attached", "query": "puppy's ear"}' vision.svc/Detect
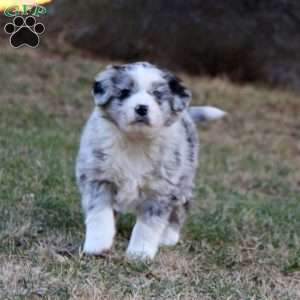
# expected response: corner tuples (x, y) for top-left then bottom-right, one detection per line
(92, 80), (109, 106)
(92, 65), (119, 106)
(168, 76), (191, 112)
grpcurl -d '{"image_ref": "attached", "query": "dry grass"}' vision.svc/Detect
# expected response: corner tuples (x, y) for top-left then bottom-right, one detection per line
(0, 41), (299, 299)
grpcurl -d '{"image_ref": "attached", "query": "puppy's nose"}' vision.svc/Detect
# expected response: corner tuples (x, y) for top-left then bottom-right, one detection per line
(135, 104), (148, 117)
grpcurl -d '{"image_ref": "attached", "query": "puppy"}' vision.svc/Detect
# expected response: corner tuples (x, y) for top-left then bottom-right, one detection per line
(76, 62), (225, 260)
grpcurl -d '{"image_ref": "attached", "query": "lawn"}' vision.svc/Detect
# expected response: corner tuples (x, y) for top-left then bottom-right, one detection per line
(0, 43), (299, 300)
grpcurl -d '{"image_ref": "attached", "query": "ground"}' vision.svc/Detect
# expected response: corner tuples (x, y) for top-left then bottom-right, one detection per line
(0, 42), (299, 300)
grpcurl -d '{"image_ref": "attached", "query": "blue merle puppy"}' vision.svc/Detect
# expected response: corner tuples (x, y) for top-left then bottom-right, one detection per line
(76, 62), (226, 260)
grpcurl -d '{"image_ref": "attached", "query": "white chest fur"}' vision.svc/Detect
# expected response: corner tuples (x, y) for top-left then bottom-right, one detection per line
(106, 139), (161, 211)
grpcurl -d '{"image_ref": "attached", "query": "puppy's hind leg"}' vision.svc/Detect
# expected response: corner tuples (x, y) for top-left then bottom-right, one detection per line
(126, 200), (171, 260)
(160, 224), (180, 246)
(160, 204), (188, 246)
(81, 180), (116, 255)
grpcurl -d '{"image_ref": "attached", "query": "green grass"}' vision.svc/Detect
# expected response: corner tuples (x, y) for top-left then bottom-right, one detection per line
(0, 43), (299, 299)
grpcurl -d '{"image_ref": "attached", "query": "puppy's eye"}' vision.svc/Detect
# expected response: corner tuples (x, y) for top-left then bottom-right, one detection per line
(153, 90), (163, 99)
(119, 89), (131, 100)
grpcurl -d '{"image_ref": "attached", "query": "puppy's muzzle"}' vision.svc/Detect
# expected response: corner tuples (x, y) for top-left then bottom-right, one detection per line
(133, 105), (150, 125)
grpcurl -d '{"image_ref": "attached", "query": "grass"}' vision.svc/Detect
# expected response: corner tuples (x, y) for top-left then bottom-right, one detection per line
(0, 41), (300, 299)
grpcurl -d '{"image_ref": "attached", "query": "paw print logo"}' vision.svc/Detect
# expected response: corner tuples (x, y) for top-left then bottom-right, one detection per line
(4, 16), (45, 48)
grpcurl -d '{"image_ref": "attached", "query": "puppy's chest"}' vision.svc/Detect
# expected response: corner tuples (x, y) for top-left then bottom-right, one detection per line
(104, 145), (163, 210)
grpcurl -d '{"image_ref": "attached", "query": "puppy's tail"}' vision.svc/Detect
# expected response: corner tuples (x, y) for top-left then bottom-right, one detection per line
(188, 106), (226, 123)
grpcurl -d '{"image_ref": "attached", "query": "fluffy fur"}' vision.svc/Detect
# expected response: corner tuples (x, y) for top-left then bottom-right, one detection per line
(76, 62), (225, 260)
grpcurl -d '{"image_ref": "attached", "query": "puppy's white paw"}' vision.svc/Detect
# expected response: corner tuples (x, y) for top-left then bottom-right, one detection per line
(83, 208), (115, 255)
(160, 226), (180, 246)
(126, 241), (158, 260)
(83, 232), (114, 255)
(126, 219), (165, 260)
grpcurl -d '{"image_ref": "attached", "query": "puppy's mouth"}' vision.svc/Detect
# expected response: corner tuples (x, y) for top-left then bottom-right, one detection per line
(130, 117), (151, 126)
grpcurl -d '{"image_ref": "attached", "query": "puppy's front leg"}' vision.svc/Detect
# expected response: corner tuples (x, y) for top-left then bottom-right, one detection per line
(81, 180), (115, 255)
(126, 200), (170, 260)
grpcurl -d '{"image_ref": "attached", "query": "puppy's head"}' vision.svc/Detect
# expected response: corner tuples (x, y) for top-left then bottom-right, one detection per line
(92, 62), (191, 136)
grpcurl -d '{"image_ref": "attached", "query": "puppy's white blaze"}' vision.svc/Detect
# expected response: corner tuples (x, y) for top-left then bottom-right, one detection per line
(83, 207), (115, 255)
(128, 66), (162, 91)
(126, 218), (166, 260)
(160, 226), (180, 246)
(188, 106), (227, 122)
